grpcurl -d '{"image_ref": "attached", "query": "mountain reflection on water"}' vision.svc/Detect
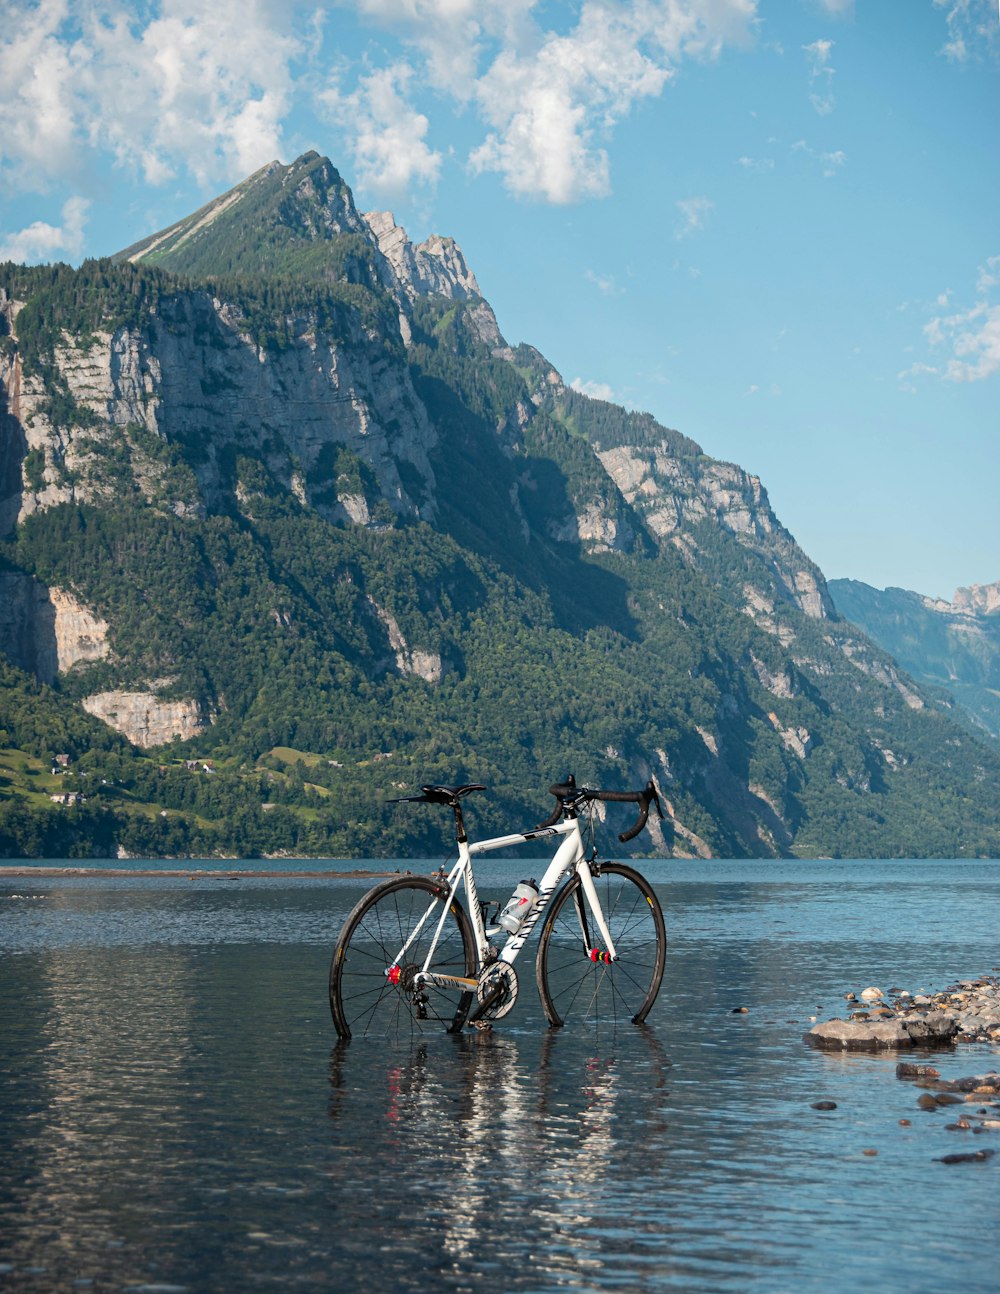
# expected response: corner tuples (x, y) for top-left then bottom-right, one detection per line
(1, 860), (998, 1291)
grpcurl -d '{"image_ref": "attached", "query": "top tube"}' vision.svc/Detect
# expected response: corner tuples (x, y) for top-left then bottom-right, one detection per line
(466, 818), (578, 857)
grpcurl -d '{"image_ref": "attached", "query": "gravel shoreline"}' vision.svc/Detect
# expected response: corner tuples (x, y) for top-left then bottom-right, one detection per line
(806, 973), (1000, 1049)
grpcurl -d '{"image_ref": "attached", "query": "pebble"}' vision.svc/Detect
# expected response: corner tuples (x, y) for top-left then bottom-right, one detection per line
(815, 973), (1000, 1047)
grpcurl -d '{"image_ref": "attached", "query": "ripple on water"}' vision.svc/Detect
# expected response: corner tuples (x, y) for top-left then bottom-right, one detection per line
(1, 862), (999, 1292)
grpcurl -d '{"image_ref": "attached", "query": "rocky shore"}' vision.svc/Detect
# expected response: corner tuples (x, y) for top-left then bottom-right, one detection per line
(803, 974), (1000, 1165)
(805, 973), (1000, 1050)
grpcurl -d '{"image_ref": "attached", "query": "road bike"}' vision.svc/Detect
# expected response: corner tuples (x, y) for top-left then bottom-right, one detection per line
(329, 775), (667, 1042)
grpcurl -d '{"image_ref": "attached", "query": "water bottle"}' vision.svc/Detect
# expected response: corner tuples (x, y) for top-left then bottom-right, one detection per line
(498, 878), (539, 934)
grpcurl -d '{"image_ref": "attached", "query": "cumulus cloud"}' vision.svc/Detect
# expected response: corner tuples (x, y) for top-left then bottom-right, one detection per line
(0, 0), (761, 216)
(934, 0), (1000, 62)
(675, 196), (714, 239)
(0, 197), (90, 264)
(349, 0), (759, 203)
(803, 38), (836, 114)
(0, 1), (300, 191)
(318, 62), (441, 197)
(468, 6), (671, 203)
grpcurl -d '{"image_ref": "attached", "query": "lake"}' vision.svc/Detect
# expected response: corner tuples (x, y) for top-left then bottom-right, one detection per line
(1, 858), (998, 1292)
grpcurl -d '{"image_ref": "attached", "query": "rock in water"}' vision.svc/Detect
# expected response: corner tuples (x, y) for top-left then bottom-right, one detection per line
(804, 1011), (959, 1051)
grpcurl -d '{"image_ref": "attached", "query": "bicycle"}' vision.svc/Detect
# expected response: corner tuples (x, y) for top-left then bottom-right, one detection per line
(329, 775), (667, 1042)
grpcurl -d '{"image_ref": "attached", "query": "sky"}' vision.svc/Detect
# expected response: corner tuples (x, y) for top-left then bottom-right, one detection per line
(0, 0), (997, 601)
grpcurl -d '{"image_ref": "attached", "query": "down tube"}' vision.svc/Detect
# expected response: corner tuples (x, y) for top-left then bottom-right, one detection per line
(498, 827), (583, 966)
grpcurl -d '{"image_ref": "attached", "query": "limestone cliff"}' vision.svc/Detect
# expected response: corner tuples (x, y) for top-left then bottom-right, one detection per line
(594, 439), (833, 621)
(0, 574), (108, 683)
(2, 286), (439, 530)
(830, 577), (1000, 745)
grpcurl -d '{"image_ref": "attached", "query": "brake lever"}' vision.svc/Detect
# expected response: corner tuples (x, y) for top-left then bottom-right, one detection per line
(618, 780), (663, 843)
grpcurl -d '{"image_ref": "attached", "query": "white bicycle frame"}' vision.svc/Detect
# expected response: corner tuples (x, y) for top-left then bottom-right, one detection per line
(387, 814), (619, 995)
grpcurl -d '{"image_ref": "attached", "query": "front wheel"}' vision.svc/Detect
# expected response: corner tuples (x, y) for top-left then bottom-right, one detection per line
(330, 875), (477, 1042)
(535, 863), (665, 1031)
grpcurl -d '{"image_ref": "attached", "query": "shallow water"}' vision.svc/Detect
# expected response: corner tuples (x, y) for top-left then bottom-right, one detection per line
(1, 859), (999, 1292)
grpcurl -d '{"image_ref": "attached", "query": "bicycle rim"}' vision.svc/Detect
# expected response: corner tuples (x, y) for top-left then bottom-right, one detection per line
(535, 863), (665, 1031)
(330, 876), (476, 1042)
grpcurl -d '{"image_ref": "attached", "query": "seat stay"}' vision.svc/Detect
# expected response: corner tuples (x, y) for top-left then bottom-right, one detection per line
(412, 853), (469, 978)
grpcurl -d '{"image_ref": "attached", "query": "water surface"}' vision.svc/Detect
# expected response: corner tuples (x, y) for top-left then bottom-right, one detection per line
(2, 860), (998, 1291)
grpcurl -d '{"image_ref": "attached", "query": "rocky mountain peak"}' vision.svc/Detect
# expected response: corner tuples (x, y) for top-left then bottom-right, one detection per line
(114, 152), (370, 278)
(951, 581), (1000, 617)
(363, 211), (481, 301)
(362, 210), (502, 347)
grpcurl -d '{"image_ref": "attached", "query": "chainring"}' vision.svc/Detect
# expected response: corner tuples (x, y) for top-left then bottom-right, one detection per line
(476, 962), (519, 1019)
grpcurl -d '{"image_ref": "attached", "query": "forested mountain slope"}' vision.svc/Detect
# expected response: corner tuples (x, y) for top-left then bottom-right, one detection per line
(831, 578), (1000, 748)
(1, 152), (997, 858)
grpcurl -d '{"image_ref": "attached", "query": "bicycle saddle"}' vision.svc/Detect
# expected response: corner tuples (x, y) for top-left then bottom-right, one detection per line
(389, 783), (487, 807)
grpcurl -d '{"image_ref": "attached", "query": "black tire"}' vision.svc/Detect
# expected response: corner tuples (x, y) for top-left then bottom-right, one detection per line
(535, 862), (665, 1030)
(330, 875), (477, 1042)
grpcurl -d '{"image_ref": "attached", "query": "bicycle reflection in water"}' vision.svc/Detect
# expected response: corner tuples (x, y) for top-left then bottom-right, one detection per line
(327, 1027), (672, 1277)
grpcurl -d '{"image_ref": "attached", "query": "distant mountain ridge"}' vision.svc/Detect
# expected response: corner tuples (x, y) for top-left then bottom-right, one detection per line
(830, 578), (1000, 746)
(1, 151), (998, 858)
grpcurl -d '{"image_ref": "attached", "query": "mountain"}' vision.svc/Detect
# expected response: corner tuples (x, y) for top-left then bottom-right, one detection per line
(830, 578), (1000, 747)
(1, 152), (998, 859)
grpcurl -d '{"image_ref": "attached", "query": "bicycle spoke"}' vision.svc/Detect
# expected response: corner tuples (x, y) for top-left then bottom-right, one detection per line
(330, 877), (476, 1042)
(536, 864), (666, 1033)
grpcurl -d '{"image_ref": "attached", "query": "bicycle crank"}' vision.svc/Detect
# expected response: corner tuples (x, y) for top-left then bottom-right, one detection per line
(471, 962), (519, 1021)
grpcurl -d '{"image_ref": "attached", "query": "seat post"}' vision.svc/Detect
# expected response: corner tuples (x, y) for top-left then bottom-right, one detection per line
(452, 800), (467, 844)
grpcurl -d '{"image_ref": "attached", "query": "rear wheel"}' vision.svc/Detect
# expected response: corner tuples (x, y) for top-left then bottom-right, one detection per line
(536, 863), (665, 1031)
(330, 876), (476, 1042)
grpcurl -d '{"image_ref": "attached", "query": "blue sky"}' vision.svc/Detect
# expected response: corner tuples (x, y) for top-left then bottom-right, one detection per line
(1, 0), (997, 600)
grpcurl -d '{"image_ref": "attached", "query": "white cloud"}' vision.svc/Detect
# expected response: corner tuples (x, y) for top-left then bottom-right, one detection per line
(585, 268), (622, 296)
(675, 195), (714, 239)
(353, 0), (760, 203)
(927, 302), (1000, 382)
(570, 376), (618, 402)
(910, 257), (1000, 384)
(934, 0), (1000, 62)
(468, 6), (672, 203)
(976, 255), (1000, 294)
(737, 154), (775, 171)
(792, 138), (847, 177)
(0, 1), (300, 191)
(318, 62), (441, 197)
(803, 37), (835, 114)
(0, 0), (761, 215)
(0, 0), (82, 186)
(0, 197), (90, 264)
(812, 0), (854, 15)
